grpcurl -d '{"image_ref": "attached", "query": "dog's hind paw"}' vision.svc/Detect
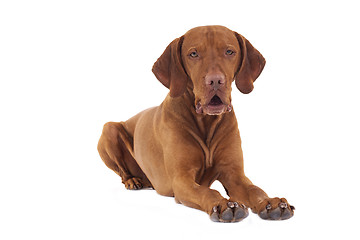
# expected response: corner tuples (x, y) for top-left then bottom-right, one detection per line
(123, 177), (143, 190)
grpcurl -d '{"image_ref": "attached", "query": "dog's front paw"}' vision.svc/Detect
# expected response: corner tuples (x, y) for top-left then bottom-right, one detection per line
(210, 200), (249, 222)
(256, 197), (295, 220)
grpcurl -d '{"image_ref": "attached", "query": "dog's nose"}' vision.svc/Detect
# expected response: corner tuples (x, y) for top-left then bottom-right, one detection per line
(205, 73), (225, 91)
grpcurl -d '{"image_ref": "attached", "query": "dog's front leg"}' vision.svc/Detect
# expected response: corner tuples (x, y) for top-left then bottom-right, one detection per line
(165, 147), (248, 222)
(171, 171), (249, 222)
(216, 133), (295, 220)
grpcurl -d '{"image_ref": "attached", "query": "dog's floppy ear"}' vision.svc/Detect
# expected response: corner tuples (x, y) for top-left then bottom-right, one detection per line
(234, 32), (266, 94)
(152, 36), (188, 97)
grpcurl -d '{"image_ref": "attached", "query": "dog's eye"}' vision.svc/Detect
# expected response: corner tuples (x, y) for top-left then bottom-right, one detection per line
(189, 51), (199, 58)
(226, 49), (235, 55)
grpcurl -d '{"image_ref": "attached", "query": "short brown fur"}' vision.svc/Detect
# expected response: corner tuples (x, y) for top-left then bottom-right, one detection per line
(98, 26), (294, 222)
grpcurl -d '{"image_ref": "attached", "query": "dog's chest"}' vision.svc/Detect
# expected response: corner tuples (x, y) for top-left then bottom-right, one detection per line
(192, 114), (225, 169)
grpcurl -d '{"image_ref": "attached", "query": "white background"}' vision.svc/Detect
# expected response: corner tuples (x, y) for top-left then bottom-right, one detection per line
(1, 0), (359, 239)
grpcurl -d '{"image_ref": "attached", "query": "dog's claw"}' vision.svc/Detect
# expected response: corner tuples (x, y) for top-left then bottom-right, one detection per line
(279, 202), (288, 209)
(212, 206), (218, 212)
(227, 202), (235, 208)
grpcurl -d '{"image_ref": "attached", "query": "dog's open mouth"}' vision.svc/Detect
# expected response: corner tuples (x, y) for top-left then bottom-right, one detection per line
(208, 95), (223, 106)
(206, 95), (226, 115)
(195, 95), (232, 115)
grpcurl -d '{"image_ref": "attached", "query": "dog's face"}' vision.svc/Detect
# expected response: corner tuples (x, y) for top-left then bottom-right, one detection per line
(181, 26), (240, 115)
(152, 25), (266, 115)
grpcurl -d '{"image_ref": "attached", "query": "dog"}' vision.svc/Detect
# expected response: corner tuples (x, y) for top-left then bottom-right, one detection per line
(98, 25), (295, 222)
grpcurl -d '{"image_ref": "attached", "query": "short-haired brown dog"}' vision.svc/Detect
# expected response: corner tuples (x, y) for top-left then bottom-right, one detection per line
(98, 25), (295, 222)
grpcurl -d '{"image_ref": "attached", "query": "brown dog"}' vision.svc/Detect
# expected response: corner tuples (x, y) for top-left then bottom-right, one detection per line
(98, 25), (294, 222)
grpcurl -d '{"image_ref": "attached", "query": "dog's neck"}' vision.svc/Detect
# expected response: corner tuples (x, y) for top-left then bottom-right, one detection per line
(183, 85), (234, 168)
(162, 84), (236, 168)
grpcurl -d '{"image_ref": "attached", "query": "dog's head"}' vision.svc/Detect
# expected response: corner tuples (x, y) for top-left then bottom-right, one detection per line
(152, 25), (265, 115)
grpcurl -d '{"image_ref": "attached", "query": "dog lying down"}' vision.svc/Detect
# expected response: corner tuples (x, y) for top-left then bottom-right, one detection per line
(98, 25), (295, 222)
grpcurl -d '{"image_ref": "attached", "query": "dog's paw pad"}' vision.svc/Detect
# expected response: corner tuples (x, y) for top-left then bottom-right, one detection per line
(257, 198), (294, 220)
(220, 207), (234, 221)
(210, 201), (248, 223)
(210, 206), (220, 222)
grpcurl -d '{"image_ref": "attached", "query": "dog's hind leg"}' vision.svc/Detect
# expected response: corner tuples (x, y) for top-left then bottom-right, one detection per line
(97, 122), (152, 190)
